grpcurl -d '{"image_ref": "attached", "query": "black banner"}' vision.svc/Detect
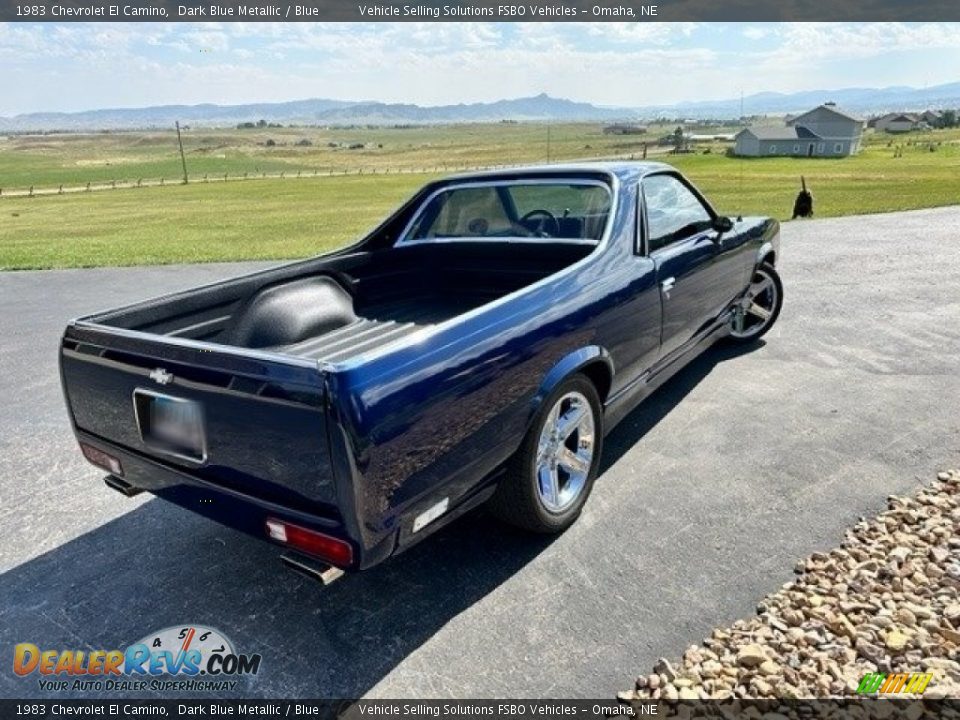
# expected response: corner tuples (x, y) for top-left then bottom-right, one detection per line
(3, 0), (960, 22)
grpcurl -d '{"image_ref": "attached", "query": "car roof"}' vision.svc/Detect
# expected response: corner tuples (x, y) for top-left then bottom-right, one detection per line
(441, 161), (675, 185)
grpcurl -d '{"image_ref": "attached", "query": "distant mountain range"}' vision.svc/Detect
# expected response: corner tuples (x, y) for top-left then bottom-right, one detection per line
(651, 82), (960, 119)
(3, 83), (960, 132)
(0, 94), (627, 132)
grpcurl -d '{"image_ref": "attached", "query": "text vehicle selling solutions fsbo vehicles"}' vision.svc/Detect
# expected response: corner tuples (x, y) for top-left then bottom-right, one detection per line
(60, 162), (783, 583)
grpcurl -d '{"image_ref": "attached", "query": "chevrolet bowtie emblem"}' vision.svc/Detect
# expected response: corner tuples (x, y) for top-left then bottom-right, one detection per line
(149, 368), (174, 385)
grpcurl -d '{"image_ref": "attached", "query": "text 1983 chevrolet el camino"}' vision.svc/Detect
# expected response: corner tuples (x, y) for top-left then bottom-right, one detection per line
(60, 162), (782, 583)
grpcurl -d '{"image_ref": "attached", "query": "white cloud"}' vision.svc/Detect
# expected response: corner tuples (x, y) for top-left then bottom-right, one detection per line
(742, 26), (771, 40)
(762, 22), (960, 65)
(586, 21), (699, 43)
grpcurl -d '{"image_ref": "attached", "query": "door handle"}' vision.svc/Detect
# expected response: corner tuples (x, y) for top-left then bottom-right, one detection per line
(660, 277), (676, 295)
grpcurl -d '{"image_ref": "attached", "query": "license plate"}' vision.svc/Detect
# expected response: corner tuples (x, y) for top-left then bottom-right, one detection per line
(134, 390), (206, 462)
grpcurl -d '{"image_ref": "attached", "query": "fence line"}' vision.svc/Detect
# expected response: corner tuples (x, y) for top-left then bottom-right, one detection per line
(0, 151), (650, 199)
(0, 167), (448, 198)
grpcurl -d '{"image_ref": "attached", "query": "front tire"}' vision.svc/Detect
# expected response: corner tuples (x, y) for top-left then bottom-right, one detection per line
(489, 375), (603, 533)
(728, 261), (783, 344)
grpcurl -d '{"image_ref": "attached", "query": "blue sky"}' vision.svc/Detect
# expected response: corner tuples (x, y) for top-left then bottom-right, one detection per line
(2, 22), (959, 115)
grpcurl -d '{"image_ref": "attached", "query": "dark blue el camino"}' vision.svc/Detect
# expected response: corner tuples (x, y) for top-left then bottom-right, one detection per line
(60, 162), (782, 582)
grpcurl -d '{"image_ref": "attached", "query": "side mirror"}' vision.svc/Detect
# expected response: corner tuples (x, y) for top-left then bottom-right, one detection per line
(712, 216), (734, 234)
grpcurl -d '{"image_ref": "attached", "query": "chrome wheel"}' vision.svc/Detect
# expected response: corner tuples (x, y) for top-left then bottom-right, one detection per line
(731, 266), (779, 339)
(535, 391), (596, 514)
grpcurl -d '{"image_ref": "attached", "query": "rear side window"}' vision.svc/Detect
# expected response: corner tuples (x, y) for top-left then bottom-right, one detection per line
(643, 174), (713, 252)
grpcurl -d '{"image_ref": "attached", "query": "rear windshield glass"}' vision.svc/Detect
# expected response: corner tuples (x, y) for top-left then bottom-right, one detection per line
(402, 181), (612, 244)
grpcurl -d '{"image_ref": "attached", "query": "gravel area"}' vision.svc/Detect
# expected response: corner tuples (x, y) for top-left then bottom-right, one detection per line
(620, 470), (960, 706)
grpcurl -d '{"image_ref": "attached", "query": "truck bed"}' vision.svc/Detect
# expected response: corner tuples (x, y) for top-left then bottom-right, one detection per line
(85, 243), (593, 365)
(279, 291), (497, 362)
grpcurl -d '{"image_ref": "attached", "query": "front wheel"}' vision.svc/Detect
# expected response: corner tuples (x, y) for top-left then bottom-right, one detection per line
(728, 261), (783, 344)
(489, 375), (603, 533)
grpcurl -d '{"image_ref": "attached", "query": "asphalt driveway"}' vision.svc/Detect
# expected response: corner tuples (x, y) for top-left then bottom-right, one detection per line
(2, 206), (960, 699)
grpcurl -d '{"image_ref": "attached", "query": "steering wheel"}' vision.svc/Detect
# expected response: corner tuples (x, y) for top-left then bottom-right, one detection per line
(518, 209), (560, 238)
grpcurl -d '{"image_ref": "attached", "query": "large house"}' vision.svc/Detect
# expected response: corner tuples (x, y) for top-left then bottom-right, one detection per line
(735, 103), (864, 157)
(869, 110), (940, 133)
(870, 113), (920, 133)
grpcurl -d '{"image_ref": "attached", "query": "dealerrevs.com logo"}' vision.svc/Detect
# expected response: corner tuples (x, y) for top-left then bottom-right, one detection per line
(13, 625), (261, 693)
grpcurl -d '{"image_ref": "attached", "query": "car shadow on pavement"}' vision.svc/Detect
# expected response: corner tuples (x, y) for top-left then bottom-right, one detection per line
(600, 340), (765, 473)
(0, 496), (553, 699)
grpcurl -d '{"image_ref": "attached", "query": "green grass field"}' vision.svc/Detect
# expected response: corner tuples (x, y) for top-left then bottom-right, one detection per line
(2, 123), (959, 270)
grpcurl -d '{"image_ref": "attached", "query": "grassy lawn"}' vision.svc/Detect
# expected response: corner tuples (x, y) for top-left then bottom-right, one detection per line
(1, 124), (958, 270)
(0, 174), (433, 269)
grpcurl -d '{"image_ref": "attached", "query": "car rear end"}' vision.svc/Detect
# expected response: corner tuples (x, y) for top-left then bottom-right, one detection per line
(59, 320), (369, 578)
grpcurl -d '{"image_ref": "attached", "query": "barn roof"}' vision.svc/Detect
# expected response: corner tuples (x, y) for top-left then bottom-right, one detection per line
(739, 126), (822, 141)
(789, 104), (864, 125)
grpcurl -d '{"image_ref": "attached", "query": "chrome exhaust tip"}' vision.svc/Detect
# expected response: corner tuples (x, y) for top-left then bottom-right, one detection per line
(280, 551), (345, 586)
(104, 474), (144, 497)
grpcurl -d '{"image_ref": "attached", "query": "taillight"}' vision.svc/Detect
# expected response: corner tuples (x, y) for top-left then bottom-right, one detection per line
(80, 442), (123, 476)
(265, 518), (353, 567)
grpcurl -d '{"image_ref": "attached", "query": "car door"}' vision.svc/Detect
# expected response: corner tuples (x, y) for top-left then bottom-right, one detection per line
(642, 173), (744, 359)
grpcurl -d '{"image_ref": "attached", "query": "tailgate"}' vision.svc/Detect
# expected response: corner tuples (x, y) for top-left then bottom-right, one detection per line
(60, 322), (338, 510)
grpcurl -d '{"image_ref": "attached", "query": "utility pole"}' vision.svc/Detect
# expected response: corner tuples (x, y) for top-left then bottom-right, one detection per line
(738, 88), (745, 197)
(176, 121), (189, 184)
(546, 124), (551, 164)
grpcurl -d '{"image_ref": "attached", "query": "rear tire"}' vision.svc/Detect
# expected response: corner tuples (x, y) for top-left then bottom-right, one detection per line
(489, 375), (603, 533)
(727, 261), (783, 344)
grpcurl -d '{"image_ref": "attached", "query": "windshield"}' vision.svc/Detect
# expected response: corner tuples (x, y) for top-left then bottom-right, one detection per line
(402, 181), (612, 244)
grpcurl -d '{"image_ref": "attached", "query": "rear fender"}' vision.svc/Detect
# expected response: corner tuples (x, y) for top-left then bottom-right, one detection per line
(755, 219), (780, 269)
(756, 241), (775, 268)
(527, 346), (613, 432)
